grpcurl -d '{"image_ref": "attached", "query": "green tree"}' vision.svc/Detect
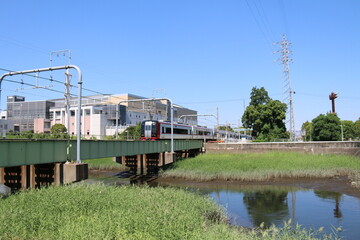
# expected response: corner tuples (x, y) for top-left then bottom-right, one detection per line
(50, 124), (69, 139)
(119, 123), (141, 140)
(311, 113), (341, 141)
(341, 120), (356, 140)
(249, 86), (271, 106)
(301, 121), (313, 141)
(218, 125), (234, 132)
(51, 124), (67, 134)
(354, 119), (360, 140)
(242, 87), (287, 141)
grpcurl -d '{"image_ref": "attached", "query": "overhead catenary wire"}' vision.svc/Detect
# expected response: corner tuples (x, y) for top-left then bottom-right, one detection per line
(3, 78), (70, 96)
(1, 76), (169, 114)
(2, 66), (245, 116)
(1, 87), (56, 100)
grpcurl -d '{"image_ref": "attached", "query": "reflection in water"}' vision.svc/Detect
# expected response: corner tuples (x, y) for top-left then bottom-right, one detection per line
(243, 190), (289, 227)
(314, 190), (343, 218)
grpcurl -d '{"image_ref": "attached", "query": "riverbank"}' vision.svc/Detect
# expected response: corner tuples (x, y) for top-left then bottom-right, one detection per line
(0, 184), (337, 240)
(161, 152), (360, 189)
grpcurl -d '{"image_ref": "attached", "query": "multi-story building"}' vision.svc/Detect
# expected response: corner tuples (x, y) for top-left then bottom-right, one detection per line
(5, 94), (197, 139)
(7, 95), (54, 132)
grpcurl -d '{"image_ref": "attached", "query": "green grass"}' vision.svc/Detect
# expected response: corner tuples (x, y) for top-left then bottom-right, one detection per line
(0, 184), (337, 240)
(83, 157), (128, 170)
(162, 152), (360, 181)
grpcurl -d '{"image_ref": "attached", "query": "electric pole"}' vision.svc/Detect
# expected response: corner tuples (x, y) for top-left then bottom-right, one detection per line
(275, 35), (295, 141)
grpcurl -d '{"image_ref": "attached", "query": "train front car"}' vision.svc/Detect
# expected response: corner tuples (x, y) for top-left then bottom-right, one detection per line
(141, 120), (159, 140)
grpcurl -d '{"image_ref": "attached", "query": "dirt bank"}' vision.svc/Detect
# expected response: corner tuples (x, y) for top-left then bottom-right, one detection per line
(88, 169), (360, 199)
(153, 176), (360, 198)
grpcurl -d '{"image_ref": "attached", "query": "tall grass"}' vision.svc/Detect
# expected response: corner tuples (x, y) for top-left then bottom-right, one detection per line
(162, 152), (360, 181)
(0, 184), (337, 240)
(83, 157), (128, 170)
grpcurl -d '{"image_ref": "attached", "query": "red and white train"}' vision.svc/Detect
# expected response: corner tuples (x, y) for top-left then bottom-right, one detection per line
(140, 120), (252, 141)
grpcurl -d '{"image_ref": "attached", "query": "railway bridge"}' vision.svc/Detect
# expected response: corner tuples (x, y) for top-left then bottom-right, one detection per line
(0, 139), (203, 190)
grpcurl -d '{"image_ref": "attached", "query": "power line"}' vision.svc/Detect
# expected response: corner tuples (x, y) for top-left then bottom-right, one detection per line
(0, 35), (49, 54)
(178, 98), (245, 105)
(278, 0), (291, 38)
(253, 0), (276, 42)
(245, 0), (274, 49)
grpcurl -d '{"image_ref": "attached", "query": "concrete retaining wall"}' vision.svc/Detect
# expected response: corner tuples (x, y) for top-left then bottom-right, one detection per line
(204, 141), (360, 157)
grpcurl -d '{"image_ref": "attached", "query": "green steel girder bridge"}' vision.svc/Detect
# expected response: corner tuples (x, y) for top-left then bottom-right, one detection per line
(0, 139), (203, 168)
(0, 139), (203, 189)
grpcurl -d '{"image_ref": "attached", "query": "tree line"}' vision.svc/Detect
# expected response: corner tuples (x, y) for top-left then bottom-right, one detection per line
(242, 86), (360, 142)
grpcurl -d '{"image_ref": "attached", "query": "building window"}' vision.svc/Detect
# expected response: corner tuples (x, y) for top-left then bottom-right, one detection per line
(85, 109), (91, 116)
(70, 110), (75, 116)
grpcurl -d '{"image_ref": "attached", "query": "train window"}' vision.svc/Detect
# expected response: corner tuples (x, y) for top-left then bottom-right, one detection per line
(166, 127), (171, 134)
(145, 125), (151, 131)
(174, 128), (188, 134)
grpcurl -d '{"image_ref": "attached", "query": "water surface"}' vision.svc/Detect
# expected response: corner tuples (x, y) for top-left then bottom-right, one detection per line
(177, 184), (360, 240)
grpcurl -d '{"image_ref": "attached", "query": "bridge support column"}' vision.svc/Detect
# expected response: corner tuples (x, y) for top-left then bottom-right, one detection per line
(159, 152), (165, 167)
(0, 168), (4, 184)
(54, 163), (64, 186)
(165, 152), (176, 165)
(63, 163), (88, 184)
(137, 155), (144, 175)
(21, 165), (27, 189)
(21, 165), (35, 189)
(29, 165), (36, 189)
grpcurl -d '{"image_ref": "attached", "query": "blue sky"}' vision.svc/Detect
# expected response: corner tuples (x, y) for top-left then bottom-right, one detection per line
(1, 0), (359, 130)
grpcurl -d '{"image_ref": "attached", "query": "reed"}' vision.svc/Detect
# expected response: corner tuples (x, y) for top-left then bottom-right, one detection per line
(162, 152), (360, 181)
(83, 157), (127, 170)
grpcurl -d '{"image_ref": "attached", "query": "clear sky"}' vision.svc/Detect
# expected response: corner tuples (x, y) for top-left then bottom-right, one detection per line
(1, 0), (359, 130)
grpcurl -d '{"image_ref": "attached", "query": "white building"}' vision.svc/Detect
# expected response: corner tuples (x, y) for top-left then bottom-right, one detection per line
(0, 110), (7, 119)
(46, 93), (198, 139)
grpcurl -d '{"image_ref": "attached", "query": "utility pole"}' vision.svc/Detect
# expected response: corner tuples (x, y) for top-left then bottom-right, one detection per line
(275, 35), (295, 141)
(340, 124), (344, 141)
(216, 107), (219, 139)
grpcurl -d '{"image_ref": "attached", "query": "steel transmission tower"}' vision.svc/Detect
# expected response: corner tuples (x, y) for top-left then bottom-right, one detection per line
(275, 35), (295, 141)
